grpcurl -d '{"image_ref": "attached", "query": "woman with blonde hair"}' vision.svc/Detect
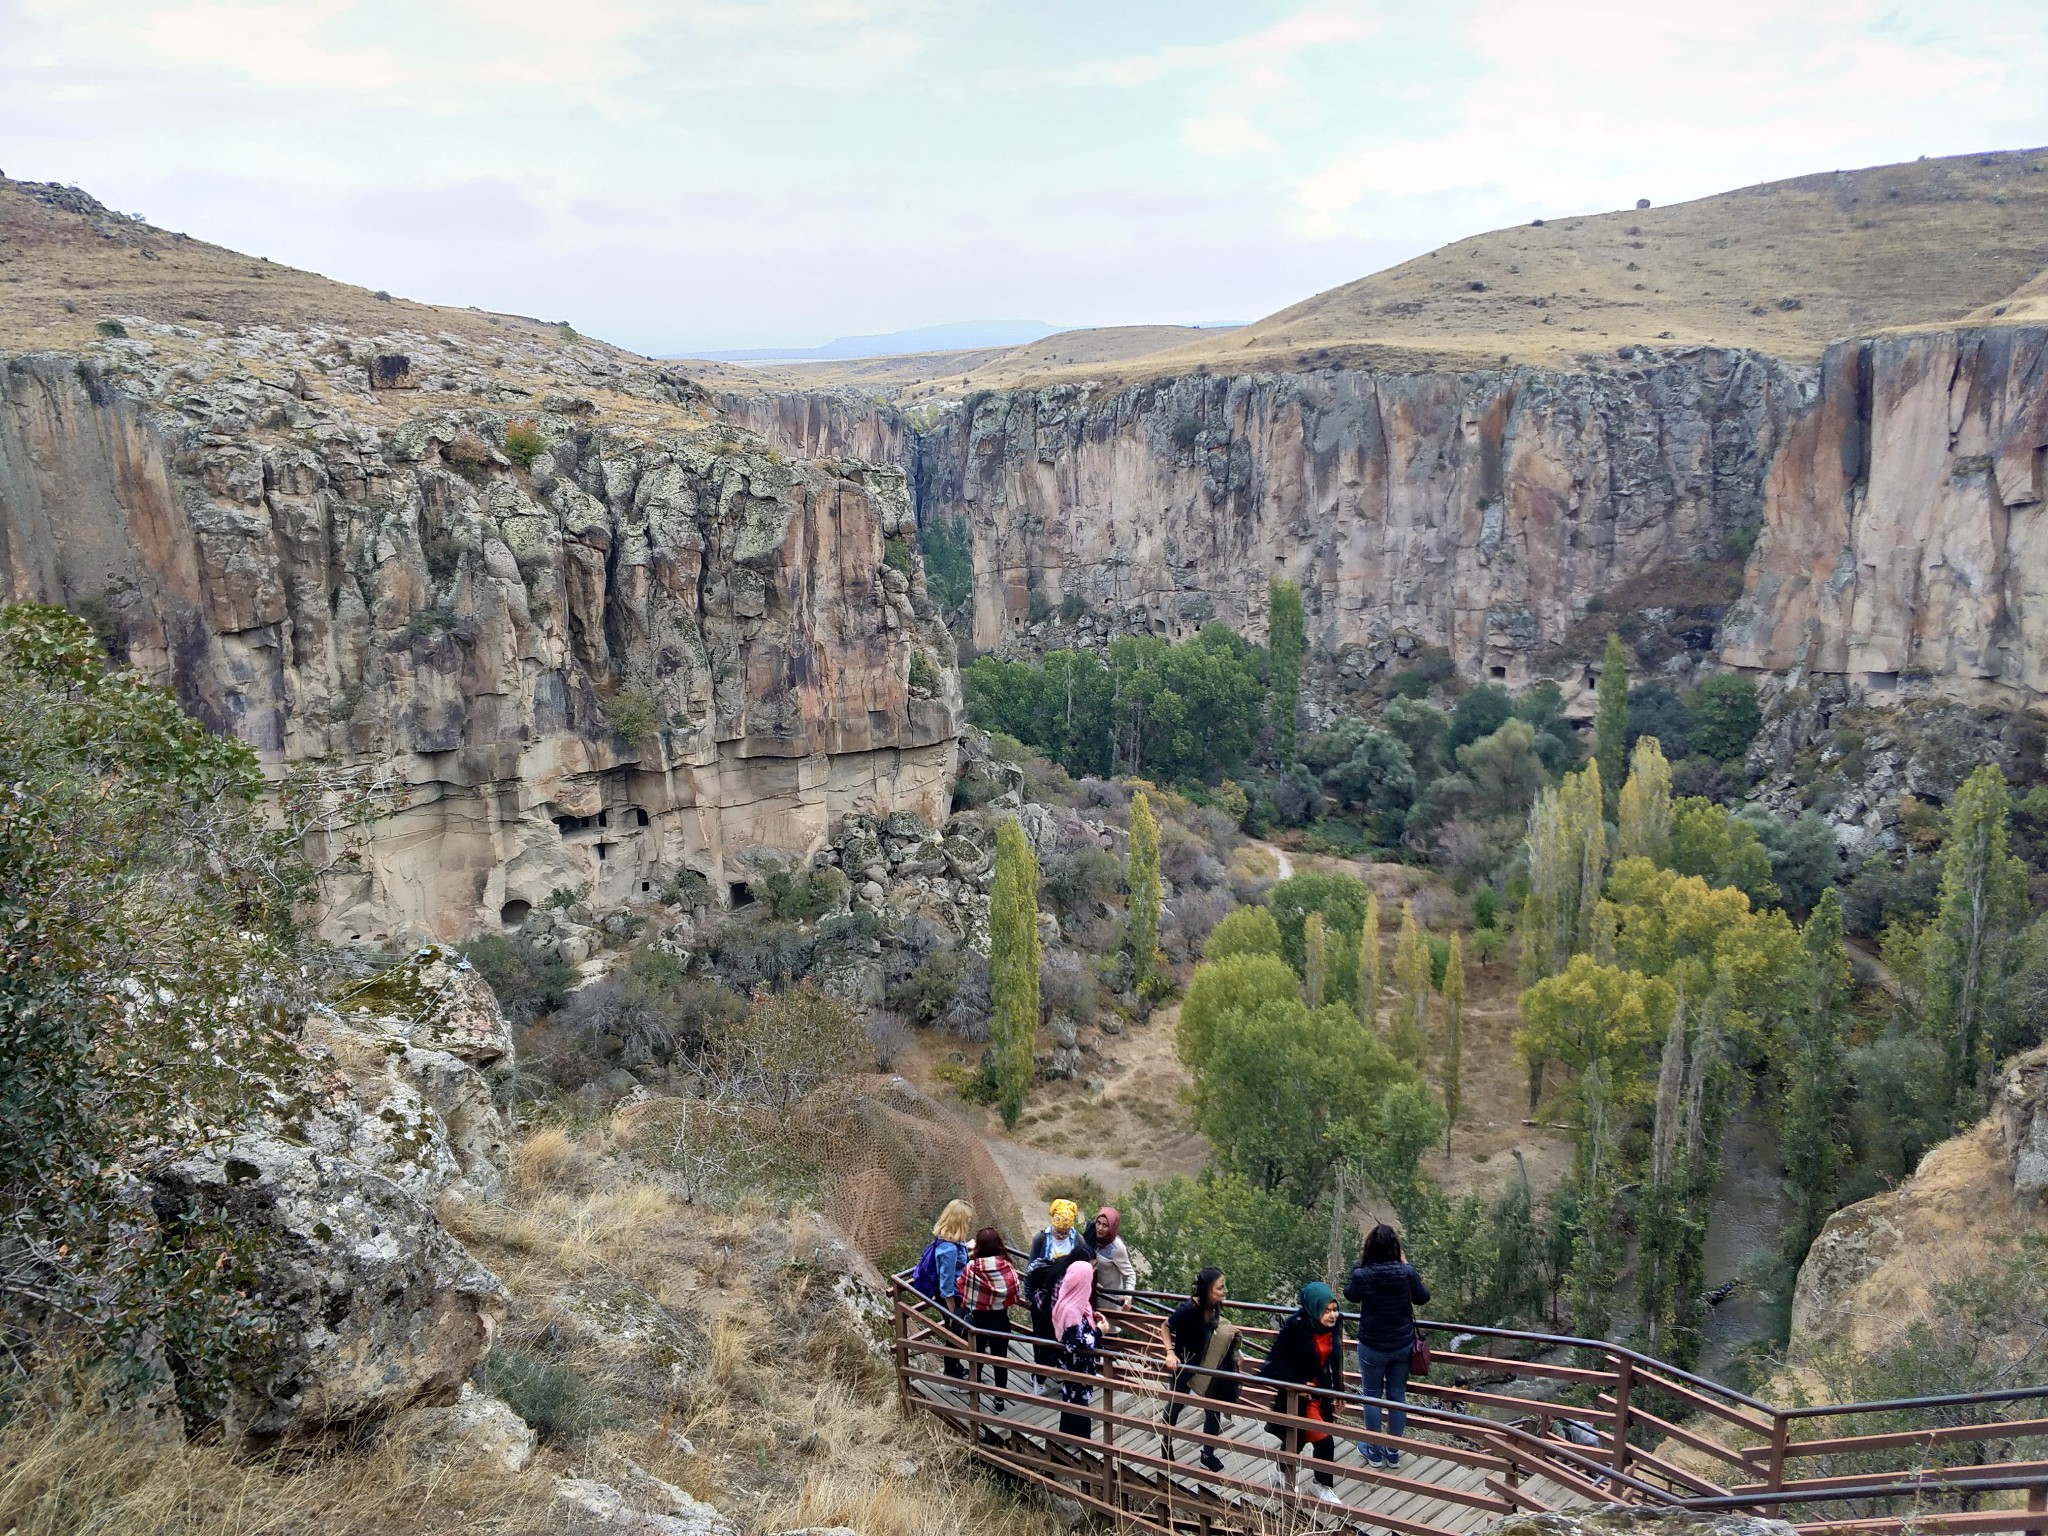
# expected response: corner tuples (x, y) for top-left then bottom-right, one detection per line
(912, 1198), (975, 1378)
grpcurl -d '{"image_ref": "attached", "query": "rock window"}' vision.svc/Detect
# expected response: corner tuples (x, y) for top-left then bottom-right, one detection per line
(640, 880), (652, 894)
(553, 813), (596, 835)
(1490, 665), (1508, 679)
(597, 810), (609, 828)
(594, 843), (612, 862)
(631, 808), (650, 827)
(500, 899), (531, 929)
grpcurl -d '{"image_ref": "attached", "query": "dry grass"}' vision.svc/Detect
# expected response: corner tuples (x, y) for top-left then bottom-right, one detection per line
(763, 1415), (1062, 1536)
(0, 1407), (554, 1536)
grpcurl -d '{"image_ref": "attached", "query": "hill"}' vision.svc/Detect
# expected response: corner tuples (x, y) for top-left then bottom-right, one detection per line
(728, 147), (2048, 399)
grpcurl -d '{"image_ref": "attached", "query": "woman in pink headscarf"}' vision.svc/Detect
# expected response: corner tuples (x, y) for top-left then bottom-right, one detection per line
(1051, 1259), (1105, 1441)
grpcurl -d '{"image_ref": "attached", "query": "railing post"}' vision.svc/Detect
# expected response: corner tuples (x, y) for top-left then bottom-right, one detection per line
(1611, 1352), (1634, 1480)
(2027, 1485), (2046, 1536)
(893, 1291), (911, 1416)
(1765, 1410), (1790, 1514)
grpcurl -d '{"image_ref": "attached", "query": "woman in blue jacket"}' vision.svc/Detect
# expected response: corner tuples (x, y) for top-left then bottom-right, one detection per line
(1343, 1223), (1429, 1467)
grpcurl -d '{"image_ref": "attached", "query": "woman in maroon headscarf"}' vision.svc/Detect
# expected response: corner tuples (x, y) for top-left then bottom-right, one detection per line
(1083, 1205), (1136, 1303)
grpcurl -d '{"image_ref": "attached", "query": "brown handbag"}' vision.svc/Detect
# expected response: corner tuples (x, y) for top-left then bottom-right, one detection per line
(1408, 1328), (1432, 1378)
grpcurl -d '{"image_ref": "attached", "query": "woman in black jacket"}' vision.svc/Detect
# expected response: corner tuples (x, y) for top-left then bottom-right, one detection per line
(1258, 1281), (1345, 1505)
(1160, 1266), (1240, 1473)
(1343, 1223), (1430, 1468)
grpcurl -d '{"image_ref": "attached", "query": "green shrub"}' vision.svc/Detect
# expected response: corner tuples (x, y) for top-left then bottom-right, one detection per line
(503, 421), (545, 469)
(404, 607), (458, 638)
(919, 518), (973, 610)
(461, 933), (573, 1025)
(1060, 591), (1087, 623)
(601, 687), (661, 743)
(1043, 846), (1119, 918)
(95, 319), (127, 338)
(1472, 888), (1501, 930)
(482, 1348), (605, 1444)
(908, 650), (939, 695)
(663, 867), (712, 909)
(421, 533), (464, 585)
(882, 536), (915, 578)
(1686, 673), (1762, 763)
(888, 949), (963, 1025)
(762, 866), (847, 922)
(544, 884), (585, 911)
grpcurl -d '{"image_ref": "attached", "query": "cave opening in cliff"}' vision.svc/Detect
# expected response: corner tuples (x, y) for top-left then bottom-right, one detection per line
(1490, 665), (1508, 679)
(631, 807), (650, 827)
(594, 842), (611, 861)
(500, 899), (531, 929)
(729, 881), (754, 907)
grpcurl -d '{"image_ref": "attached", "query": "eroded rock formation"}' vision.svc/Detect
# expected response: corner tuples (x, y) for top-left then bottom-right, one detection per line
(1722, 326), (2048, 704)
(0, 335), (960, 942)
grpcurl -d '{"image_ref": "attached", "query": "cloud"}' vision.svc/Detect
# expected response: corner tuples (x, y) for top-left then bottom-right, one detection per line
(1182, 112), (1276, 157)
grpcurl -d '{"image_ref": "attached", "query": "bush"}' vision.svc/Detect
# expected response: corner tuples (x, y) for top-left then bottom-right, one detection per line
(919, 518), (973, 610)
(483, 1348), (605, 1444)
(95, 318), (127, 338)
(762, 866), (847, 921)
(1043, 846), (1119, 918)
(1041, 948), (1098, 1022)
(1472, 887), (1501, 929)
(882, 536), (915, 578)
(705, 917), (815, 991)
(907, 650), (939, 694)
(717, 980), (869, 1108)
(601, 687), (661, 743)
(865, 1010), (914, 1071)
(1687, 673), (1762, 763)
(1060, 591), (1086, 623)
(462, 932), (574, 1025)
(887, 947), (963, 1026)
(502, 421), (545, 469)
(557, 949), (744, 1068)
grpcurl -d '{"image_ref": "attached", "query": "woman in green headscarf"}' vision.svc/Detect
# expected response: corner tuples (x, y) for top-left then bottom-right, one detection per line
(1258, 1281), (1346, 1505)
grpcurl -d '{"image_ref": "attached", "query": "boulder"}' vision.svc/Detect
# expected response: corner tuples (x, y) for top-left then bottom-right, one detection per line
(148, 1133), (508, 1440)
(1995, 1043), (2048, 1203)
(395, 1382), (536, 1472)
(553, 1472), (736, 1536)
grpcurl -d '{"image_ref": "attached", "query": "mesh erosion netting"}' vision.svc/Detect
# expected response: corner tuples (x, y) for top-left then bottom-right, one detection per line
(614, 1074), (1020, 1269)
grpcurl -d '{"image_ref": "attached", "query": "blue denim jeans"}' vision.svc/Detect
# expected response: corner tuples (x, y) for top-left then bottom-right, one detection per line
(1355, 1342), (1411, 1438)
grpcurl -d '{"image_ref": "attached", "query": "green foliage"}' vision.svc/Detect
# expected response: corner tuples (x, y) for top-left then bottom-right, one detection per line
(0, 603), (310, 1416)
(483, 1348), (607, 1444)
(989, 819), (1042, 1126)
(1521, 760), (1607, 983)
(762, 865), (848, 922)
(887, 948), (965, 1026)
(1441, 934), (1465, 1151)
(919, 517), (974, 611)
(404, 606), (458, 638)
(1357, 892), (1382, 1028)
(1389, 901), (1431, 1064)
(1737, 807), (1840, 914)
(502, 421), (545, 469)
(1449, 683), (1513, 752)
(1383, 695), (1451, 781)
(1331, 1079), (1444, 1219)
(1177, 951), (1300, 1073)
(1848, 1032), (1951, 1184)
(602, 687), (662, 743)
(1268, 579), (1304, 763)
(1926, 765), (2029, 1116)
(1471, 887), (1500, 930)
(1687, 673), (1762, 764)
(717, 980), (866, 1108)
(1518, 954), (1676, 1118)
(1616, 736), (1674, 865)
(1303, 718), (1416, 835)
(95, 318), (127, 338)
(882, 535), (915, 578)
(462, 932), (574, 1025)
(1669, 796), (1778, 907)
(1042, 846), (1119, 918)
(1126, 790), (1163, 991)
(1626, 683), (1694, 760)
(544, 884), (586, 911)
(1780, 889), (1852, 1265)
(1303, 911), (1329, 1006)
(1269, 870), (1368, 974)
(1595, 634), (1629, 815)
(1205, 904), (1283, 961)
(907, 649), (939, 695)
(1124, 1172), (1326, 1305)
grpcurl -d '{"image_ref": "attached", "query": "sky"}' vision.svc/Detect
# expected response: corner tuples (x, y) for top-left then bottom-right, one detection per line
(4, 0), (2047, 356)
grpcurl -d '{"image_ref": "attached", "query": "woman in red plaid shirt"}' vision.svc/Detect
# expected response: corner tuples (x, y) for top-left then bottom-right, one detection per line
(957, 1226), (1023, 1409)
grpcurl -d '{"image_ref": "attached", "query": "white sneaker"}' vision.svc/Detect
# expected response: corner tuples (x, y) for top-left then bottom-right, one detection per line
(1313, 1486), (1343, 1507)
(1269, 1467), (1290, 1491)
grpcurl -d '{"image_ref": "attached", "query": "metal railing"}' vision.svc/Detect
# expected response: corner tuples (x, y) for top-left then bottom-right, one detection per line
(889, 1271), (2048, 1536)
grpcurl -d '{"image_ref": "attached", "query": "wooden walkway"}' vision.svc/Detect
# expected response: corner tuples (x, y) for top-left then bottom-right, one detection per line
(889, 1278), (2048, 1536)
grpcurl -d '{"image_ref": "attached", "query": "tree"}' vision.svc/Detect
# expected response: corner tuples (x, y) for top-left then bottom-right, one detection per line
(1738, 807), (1841, 914)
(1449, 683), (1514, 752)
(0, 603), (314, 1416)
(989, 818), (1042, 1127)
(722, 980), (867, 1110)
(1270, 870), (1369, 996)
(1781, 888), (1852, 1264)
(1596, 633), (1629, 815)
(1126, 789), (1163, 993)
(1442, 934), (1465, 1153)
(1206, 904), (1283, 961)
(1517, 954), (1677, 1118)
(1687, 673), (1762, 764)
(1927, 765), (2030, 1116)
(1617, 735), (1674, 865)
(1177, 951), (1301, 1073)
(1670, 797), (1778, 907)
(1357, 892), (1382, 1029)
(1390, 901), (1431, 1065)
(1383, 696), (1450, 782)
(1455, 718), (1548, 819)
(1303, 911), (1328, 1007)
(1269, 578), (1304, 764)
(1124, 1171), (1327, 1305)
(1522, 760), (1608, 983)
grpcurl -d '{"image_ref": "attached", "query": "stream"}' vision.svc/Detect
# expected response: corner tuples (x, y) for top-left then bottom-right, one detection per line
(1697, 1105), (1792, 1379)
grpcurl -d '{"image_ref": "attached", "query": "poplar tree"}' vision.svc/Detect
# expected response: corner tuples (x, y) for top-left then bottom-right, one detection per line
(990, 818), (1042, 1127)
(1442, 933), (1465, 1153)
(1391, 901), (1431, 1065)
(1595, 633), (1629, 817)
(1269, 578), (1304, 764)
(1523, 759), (1608, 983)
(1303, 911), (1327, 1008)
(1781, 888), (1851, 1264)
(1616, 735), (1674, 866)
(1126, 789), (1163, 994)
(1356, 891), (1382, 1029)
(1928, 765), (2028, 1120)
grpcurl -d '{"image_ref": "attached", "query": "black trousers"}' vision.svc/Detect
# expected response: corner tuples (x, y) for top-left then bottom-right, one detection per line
(1278, 1428), (1336, 1486)
(1165, 1368), (1225, 1438)
(941, 1306), (970, 1378)
(969, 1307), (1012, 1389)
(1030, 1297), (1061, 1373)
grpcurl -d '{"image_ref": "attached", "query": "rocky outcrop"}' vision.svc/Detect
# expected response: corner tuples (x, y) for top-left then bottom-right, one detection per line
(1721, 326), (2048, 703)
(908, 353), (1809, 684)
(0, 332), (961, 942)
(1790, 1043), (2048, 1360)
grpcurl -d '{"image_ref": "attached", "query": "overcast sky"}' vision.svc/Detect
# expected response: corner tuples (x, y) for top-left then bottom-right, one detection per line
(5, 0), (2047, 355)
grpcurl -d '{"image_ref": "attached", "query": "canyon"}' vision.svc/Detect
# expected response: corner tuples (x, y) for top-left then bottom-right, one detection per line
(4, 151), (2048, 944)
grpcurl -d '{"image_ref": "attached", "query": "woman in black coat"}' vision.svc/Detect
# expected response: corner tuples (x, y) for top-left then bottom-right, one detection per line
(1343, 1223), (1430, 1469)
(1259, 1281), (1345, 1504)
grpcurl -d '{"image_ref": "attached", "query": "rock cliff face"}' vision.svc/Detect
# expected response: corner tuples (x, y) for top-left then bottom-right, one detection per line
(798, 354), (1813, 687)
(0, 335), (960, 941)
(1722, 326), (2048, 704)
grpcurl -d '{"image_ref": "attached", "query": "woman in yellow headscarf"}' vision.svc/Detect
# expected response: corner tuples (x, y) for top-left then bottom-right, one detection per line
(1024, 1199), (1083, 1394)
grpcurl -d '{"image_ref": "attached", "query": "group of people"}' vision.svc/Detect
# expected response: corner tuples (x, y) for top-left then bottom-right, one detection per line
(913, 1200), (1430, 1508)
